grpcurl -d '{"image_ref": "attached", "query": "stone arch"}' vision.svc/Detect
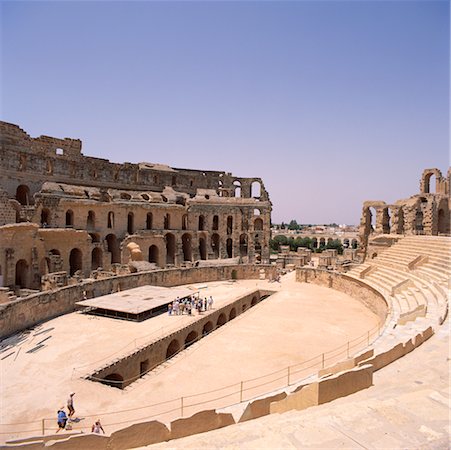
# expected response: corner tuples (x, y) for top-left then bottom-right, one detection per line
(211, 233), (220, 258)
(165, 233), (176, 265)
(343, 238), (350, 248)
(184, 330), (198, 348)
(146, 212), (153, 230)
(65, 209), (74, 227)
(382, 208), (391, 234)
(127, 212), (134, 234)
(69, 248), (82, 276)
(199, 236), (207, 260)
(233, 180), (241, 198)
(106, 234), (121, 264)
(87, 210), (95, 229)
(107, 211), (115, 229)
(148, 245), (159, 265)
(226, 238), (233, 258)
(251, 181), (261, 198)
(415, 209), (424, 233)
(41, 208), (50, 226)
(229, 307), (237, 320)
(198, 215), (205, 231)
(91, 248), (102, 270)
(182, 214), (188, 230)
(16, 185), (31, 206)
(253, 209), (261, 216)
(212, 215), (219, 230)
(182, 233), (192, 261)
(437, 207), (449, 234)
(202, 321), (213, 335)
(239, 234), (248, 257)
(327, 237), (333, 245)
(319, 237), (326, 247)
(227, 216), (233, 234)
(103, 373), (123, 389)
(421, 168), (442, 194)
(15, 259), (28, 288)
(312, 237), (318, 248)
(351, 239), (358, 249)
(216, 313), (227, 327)
(89, 233), (100, 243)
(254, 218), (263, 231)
(166, 339), (180, 359)
(164, 213), (171, 230)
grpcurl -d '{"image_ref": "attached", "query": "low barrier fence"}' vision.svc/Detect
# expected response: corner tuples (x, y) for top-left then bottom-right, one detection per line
(0, 322), (382, 440)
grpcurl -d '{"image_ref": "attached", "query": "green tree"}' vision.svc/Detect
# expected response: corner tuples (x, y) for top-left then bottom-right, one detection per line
(288, 219), (300, 230)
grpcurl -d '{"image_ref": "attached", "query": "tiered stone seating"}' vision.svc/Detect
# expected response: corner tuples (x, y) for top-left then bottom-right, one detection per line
(347, 236), (450, 331)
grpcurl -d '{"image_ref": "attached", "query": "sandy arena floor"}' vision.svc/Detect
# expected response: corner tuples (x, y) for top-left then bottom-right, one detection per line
(0, 272), (380, 442)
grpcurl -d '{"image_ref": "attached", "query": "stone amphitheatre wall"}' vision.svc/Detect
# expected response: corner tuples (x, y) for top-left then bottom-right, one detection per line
(0, 264), (277, 340)
(296, 268), (388, 322)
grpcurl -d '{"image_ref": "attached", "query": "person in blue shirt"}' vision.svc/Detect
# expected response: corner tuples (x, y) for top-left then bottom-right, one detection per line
(56, 408), (67, 432)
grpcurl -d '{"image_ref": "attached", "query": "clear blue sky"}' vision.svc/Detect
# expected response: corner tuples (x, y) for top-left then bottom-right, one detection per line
(1, 0), (449, 225)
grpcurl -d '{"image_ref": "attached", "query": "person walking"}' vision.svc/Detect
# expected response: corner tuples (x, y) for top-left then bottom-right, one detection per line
(67, 392), (75, 418)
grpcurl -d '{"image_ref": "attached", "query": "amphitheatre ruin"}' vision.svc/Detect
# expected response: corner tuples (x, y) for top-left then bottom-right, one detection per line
(0, 121), (449, 449)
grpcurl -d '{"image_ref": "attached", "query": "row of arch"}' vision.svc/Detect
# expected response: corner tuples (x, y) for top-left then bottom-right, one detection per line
(101, 296), (260, 388)
(42, 209), (264, 234)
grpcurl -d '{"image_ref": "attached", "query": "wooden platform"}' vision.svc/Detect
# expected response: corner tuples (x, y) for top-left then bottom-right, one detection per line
(75, 285), (198, 321)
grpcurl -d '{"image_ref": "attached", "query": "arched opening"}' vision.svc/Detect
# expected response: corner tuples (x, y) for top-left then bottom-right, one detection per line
(343, 238), (350, 248)
(91, 248), (102, 270)
(251, 296), (258, 306)
(198, 215), (205, 231)
(146, 212), (153, 230)
(182, 214), (188, 231)
(103, 373), (123, 389)
(251, 181), (261, 198)
(184, 331), (198, 348)
(397, 208), (405, 234)
(242, 303), (248, 312)
(226, 238), (233, 258)
(211, 234), (220, 259)
(369, 207), (377, 232)
(164, 213), (171, 230)
(199, 237), (207, 260)
(351, 239), (358, 249)
(165, 233), (176, 265)
(239, 234), (248, 257)
(438, 208), (449, 234)
(65, 210), (74, 227)
(231, 269), (238, 280)
(127, 212), (134, 234)
(202, 321), (213, 336)
(229, 308), (236, 320)
(312, 238), (318, 248)
(212, 215), (219, 230)
(227, 216), (233, 235)
(182, 233), (192, 261)
(149, 245), (159, 265)
(16, 185), (31, 205)
(382, 208), (391, 234)
(233, 180), (241, 198)
(253, 209), (261, 216)
(41, 208), (50, 227)
(216, 313), (226, 327)
(87, 210), (95, 229)
(254, 218), (263, 231)
(319, 237), (326, 248)
(423, 172), (437, 194)
(15, 259), (28, 288)
(327, 238), (333, 245)
(106, 234), (121, 264)
(69, 248), (82, 276)
(166, 339), (180, 359)
(107, 211), (114, 229)
(415, 210), (424, 233)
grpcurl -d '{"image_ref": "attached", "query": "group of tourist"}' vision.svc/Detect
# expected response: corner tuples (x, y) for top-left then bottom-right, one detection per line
(168, 295), (214, 316)
(56, 392), (105, 435)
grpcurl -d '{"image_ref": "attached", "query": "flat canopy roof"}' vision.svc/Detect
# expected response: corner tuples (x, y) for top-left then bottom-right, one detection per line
(76, 285), (197, 315)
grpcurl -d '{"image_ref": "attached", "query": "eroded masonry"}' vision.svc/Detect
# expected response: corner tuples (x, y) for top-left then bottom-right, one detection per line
(0, 122), (271, 294)
(359, 167), (450, 258)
